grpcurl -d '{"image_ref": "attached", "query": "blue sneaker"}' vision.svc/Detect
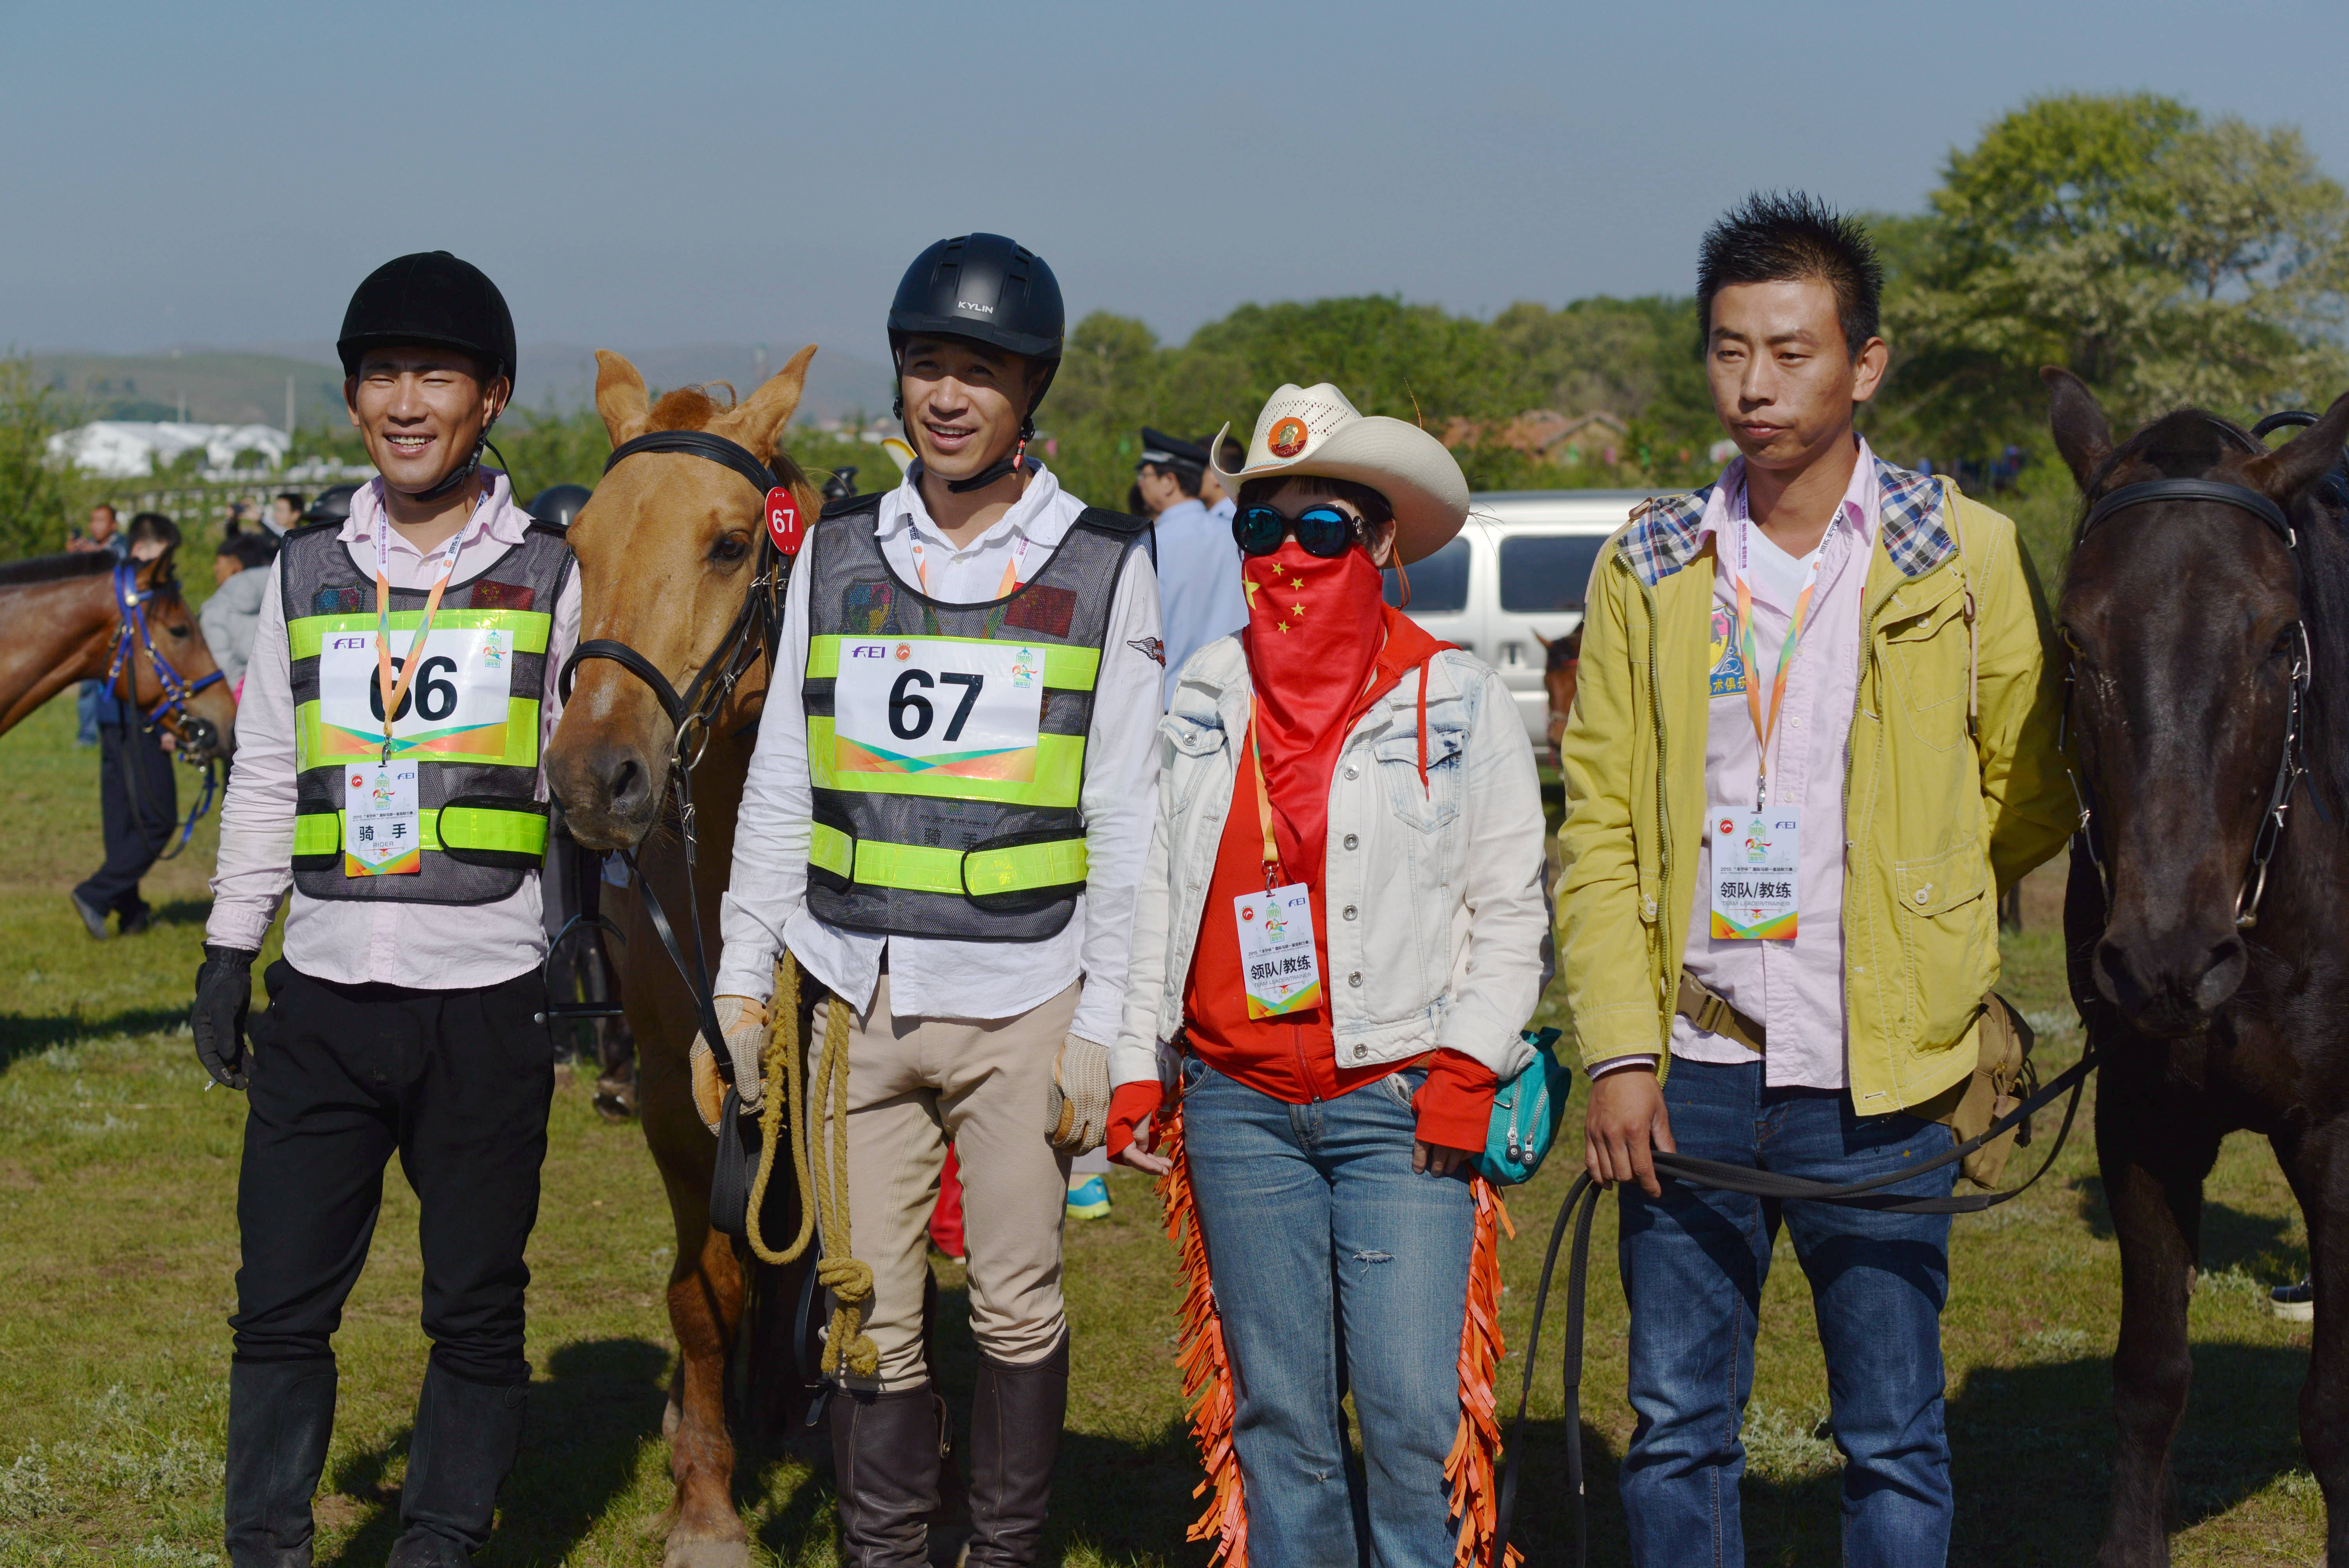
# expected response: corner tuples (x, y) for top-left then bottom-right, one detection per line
(1066, 1174), (1111, 1220)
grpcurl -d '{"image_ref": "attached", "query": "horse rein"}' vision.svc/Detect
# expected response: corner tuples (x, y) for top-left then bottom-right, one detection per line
(554, 428), (792, 1080)
(107, 558), (225, 860)
(2063, 412), (2316, 931)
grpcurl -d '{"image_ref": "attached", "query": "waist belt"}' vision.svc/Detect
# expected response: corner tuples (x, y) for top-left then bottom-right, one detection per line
(292, 804), (551, 859)
(1675, 968), (1765, 1054)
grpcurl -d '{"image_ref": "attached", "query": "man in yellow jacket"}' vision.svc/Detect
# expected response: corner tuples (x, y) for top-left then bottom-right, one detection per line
(1558, 194), (2072, 1565)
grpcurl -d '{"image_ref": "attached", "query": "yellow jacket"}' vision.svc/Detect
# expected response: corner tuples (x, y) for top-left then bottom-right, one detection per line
(1556, 458), (2073, 1114)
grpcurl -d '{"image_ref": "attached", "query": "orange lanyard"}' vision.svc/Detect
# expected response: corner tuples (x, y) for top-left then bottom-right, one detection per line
(1731, 515), (1822, 811)
(373, 483), (480, 761)
(909, 531), (1027, 598)
(1246, 702), (1283, 894)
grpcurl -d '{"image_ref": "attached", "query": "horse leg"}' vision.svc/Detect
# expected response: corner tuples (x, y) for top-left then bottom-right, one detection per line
(2276, 1117), (2349, 1564)
(2096, 1082), (2214, 1568)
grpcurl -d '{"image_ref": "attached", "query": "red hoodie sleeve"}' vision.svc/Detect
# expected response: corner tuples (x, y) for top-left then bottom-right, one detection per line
(1411, 1049), (1498, 1152)
(1107, 1081), (1166, 1160)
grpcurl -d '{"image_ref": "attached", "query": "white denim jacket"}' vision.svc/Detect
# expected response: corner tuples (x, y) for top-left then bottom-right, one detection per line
(1110, 634), (1552, 1090)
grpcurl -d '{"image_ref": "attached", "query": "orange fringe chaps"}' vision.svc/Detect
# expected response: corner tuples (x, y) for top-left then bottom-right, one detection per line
(1155, 1102), (1522, 1568)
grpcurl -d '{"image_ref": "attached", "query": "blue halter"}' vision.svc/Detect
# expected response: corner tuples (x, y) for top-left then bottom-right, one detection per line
(106, 559), (225, 859)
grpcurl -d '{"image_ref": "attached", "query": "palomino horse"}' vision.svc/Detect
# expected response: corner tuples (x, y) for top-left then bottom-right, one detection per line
(545, 347), (823, 1568)
(0, 547), (237, 759)
(2048, 368), (2349, 1566)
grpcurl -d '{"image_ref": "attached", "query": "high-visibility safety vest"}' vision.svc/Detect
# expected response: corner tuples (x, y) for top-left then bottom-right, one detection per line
(801, 491), (1150, 940)
(280, 515), (574, 904)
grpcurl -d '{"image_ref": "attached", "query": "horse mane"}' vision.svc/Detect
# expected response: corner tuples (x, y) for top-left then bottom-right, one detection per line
(0, 550), (118, 588)
(2079, 406), (2349, 818)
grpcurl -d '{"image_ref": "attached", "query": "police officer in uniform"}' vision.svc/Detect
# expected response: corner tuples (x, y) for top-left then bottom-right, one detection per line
(711, 233), (1161, 1566)
(1135, 427), (1245, 707)
(190, 251), (581, 1568)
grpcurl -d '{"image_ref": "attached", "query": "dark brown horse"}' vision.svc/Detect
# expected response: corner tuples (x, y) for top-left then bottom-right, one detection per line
(2049, 367), (2349, 1566)
(545, 347), (822, 1568)
(0, 547), (237, 759)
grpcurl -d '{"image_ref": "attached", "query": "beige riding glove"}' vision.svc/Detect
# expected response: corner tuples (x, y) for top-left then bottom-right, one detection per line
(1048, 1034), (1112, 1154)
(689, 994), (770, 1133)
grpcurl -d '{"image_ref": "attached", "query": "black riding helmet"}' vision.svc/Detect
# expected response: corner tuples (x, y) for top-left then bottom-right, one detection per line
(526, 483), (593, 529)
(339, 251), (517, 502)
(303, 484), (360, 527)
(888, 234), (1063, 492)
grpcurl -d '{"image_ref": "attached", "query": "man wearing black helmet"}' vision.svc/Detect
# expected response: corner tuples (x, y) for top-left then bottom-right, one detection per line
(190, 251), (581, 1568)
(714, 233), (1162, 1566)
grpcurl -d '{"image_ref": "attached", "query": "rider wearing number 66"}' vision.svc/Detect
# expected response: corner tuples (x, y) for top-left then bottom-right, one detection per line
(190, 252), (581, 1568)
(710, 233), (1161, 1566)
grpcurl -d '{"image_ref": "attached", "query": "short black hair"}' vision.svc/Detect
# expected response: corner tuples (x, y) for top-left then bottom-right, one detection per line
(1696, 192), (1882, 360)
(126, 511), (181, 550)
(276, 491), (307, 511)
(226, 532), (280, 571)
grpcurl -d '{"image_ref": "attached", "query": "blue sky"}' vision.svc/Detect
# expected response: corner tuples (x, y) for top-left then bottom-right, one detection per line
(4, 0), (2344, 368)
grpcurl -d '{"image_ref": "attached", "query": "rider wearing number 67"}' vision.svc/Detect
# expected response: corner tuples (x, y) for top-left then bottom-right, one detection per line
(189, 252), (581, 1568)
(710, 233), (1161, 1566)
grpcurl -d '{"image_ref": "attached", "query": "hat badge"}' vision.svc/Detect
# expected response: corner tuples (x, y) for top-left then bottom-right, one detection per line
(1268, 417), (1309, 459)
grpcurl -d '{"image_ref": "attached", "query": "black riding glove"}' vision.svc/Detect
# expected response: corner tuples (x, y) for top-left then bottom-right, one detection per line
(192, 944), (257, 1090)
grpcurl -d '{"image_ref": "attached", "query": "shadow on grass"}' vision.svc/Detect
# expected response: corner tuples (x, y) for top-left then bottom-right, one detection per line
(319, 1337), (673, 1567)
(0, 1005), (190, 1068)
(2072, 1174), (2305, 1276)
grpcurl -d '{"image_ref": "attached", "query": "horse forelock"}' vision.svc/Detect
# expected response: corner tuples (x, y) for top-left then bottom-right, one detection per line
(647, 385), (728, 432)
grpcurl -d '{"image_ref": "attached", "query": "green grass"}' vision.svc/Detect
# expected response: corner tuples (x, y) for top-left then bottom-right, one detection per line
(0, 691), (2328, 1564)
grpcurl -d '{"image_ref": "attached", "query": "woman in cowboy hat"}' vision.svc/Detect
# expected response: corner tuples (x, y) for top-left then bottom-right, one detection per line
(1107, 385), (1549, 1566)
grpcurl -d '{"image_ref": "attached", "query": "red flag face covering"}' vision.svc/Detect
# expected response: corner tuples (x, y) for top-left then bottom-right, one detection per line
(1240, 538), (1386, 872)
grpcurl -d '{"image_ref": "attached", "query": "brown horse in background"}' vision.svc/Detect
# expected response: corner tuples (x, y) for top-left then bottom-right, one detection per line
(545, 346), (823, 1568)
(2048, 368), (2349, 1566)
(0, 547), (237, 758)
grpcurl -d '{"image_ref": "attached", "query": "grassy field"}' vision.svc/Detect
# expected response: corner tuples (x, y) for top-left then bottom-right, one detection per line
(0, 690), (2328, 1566)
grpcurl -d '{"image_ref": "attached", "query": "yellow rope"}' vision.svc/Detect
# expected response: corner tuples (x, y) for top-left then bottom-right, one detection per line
(740, 953), (878, 1379)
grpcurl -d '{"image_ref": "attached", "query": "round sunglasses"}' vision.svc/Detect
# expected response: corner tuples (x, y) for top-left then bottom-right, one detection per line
(1231, 502), (1369, 559)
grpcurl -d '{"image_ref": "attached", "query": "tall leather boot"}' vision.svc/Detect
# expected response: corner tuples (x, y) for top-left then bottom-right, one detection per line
(223, 1356), (338, 1568)
(829, 1383), (944, 1567)
(385, 1362), (527, 1566)
(962, 1335), (1068, 1568)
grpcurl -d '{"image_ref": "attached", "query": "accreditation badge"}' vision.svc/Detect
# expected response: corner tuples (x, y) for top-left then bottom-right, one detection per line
(1235, 882), (1321, 1018)
(1709, 807), (1799, 939)
(343, 760), (422, 876)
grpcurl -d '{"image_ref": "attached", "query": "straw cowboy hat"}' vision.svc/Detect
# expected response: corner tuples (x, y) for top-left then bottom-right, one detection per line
(1209, 383), (1470, 565)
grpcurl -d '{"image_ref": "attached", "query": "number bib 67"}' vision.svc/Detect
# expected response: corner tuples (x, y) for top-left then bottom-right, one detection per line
(315, 628), (515, 759)
(832, 637), (1045, 783)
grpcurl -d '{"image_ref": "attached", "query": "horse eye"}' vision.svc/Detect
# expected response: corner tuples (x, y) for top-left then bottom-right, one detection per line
(709, 533), (750, 564)
(169, 624), (191, 639)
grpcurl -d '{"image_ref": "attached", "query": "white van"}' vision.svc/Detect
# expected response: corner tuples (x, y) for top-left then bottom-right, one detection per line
(1385, 489), (1661, 749)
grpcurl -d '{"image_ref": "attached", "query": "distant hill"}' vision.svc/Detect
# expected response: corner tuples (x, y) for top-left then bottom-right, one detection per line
(28, 342), (899, 430)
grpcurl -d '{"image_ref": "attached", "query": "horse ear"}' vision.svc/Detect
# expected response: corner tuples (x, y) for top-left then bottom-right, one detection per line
(1531, 628), (1552, 651)
(595, 350), (652, 448)
(2243, 389), (2349, 505)
(2043, 366), (2113, 491)
(715, 344), (819, 460)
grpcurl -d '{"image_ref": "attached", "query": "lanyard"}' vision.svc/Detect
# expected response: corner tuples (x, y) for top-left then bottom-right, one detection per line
(1731, 513), (1824, 810)
(1246, 702), (1283, 894)
(909, 529), (1028, 599)
(372, 479), (484, 761)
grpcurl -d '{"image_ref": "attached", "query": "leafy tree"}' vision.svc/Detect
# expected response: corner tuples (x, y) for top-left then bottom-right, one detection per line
(0, 357), (96, 561)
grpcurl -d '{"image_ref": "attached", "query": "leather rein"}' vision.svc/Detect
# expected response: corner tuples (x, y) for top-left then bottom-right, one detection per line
(555, 429), (791, 1080)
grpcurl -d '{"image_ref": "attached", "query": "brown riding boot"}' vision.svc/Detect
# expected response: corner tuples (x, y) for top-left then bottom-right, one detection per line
(830, 1383), (944, 1567)
(961, 1334), (1067, 1568)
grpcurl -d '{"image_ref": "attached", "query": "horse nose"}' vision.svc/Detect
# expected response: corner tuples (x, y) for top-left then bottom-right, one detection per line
(596, 750), (652, 822)
(548, 741), (658, 846)
(2093, 928), (2247, 1032)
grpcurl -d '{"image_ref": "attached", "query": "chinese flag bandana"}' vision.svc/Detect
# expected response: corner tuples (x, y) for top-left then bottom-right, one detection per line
(1239, 540), (1388, 873)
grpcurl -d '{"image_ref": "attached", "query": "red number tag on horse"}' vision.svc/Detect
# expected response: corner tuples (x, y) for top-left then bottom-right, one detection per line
(766, 487), (803, 556)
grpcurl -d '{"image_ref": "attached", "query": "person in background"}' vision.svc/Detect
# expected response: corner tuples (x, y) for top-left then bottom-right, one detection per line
(1540, 623), (1582, 762)
(1138, 428), (1246, 709)
(267, 492), (307, 539)
(1109, 385), (1548, 1565)
(72, 511), (183, 938)
(71, 503), (125, 744)
(1204, 433), (1244, 523)
(202, 531), (280, 698)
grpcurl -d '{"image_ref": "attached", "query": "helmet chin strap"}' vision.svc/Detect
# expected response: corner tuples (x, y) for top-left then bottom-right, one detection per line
(943, 418), (1035, 495)
(392, 424), (500, 505)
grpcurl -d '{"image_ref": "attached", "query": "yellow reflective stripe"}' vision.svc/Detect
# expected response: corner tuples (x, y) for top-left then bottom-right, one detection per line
(287, 607), (552, 662)
(289, 807), (548, 857)
(294, 697), (542, 771)
(805, 718), (1083, 807)
(826, 834), (1088, 896)
(806, 634), (1100, 690)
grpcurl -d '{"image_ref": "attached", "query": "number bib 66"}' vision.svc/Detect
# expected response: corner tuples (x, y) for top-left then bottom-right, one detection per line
(832, 637), (1045, 783)
(315, 628), (515, 759)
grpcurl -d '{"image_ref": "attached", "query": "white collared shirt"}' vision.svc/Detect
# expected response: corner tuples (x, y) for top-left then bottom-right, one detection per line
(716, 463), (1164, 1046)
(205, 473), (581, 987)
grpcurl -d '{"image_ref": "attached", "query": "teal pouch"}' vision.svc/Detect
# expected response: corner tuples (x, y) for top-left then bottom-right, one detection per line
(1472, 1027), (1568, 1186)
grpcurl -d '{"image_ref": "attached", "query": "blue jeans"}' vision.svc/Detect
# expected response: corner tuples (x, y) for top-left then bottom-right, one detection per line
(1618, 1058), (1957, 1568)
(1182, 1058), (1475, 1568)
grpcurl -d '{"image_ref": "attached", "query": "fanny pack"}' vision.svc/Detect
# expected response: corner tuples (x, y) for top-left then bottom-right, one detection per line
(1472, 1026), (1568, 1186)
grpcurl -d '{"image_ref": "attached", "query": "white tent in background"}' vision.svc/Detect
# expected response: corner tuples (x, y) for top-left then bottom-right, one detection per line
(46, 421), (291, 478)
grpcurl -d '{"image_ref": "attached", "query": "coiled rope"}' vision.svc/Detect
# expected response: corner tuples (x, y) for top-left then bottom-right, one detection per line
(742, 953), (878, 1379)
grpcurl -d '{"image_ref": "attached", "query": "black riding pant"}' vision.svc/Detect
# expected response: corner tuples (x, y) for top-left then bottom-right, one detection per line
(75, 717), (175, 918)
(230, 960), (554, 1386)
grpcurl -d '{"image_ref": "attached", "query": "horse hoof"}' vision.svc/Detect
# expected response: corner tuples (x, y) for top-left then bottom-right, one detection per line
(662, 1539), (750, 1568)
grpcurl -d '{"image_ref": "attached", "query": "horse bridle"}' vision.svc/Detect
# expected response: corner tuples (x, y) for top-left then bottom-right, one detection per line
(2063, 412), (2316, 931)
(555, 429), (791, 1076)
(108, 558), (225, 859)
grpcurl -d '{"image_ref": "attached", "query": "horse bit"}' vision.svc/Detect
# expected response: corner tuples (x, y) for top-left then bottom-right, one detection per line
(552, 429), (793, 1076)
(2063, 411), (2324, 931)
(109, 558), (226, 860)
